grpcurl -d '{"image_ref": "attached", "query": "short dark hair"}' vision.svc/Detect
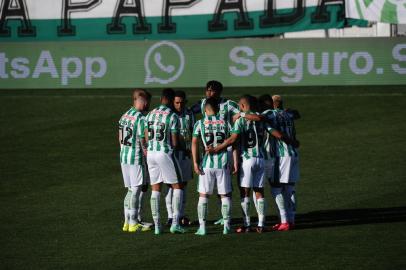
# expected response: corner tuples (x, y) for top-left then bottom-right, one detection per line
(145, 90), (152, 102)
(161, 88), (175, 102)
(205, 97), (220, 114)
(258, 94), (273, 112)
(206, 80), (223, 93)
(174, 90), (186, 100)
(240, 94), (258, 112)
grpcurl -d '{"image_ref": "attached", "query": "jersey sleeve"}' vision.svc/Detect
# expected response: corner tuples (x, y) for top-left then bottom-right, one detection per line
(232, 118), (243, 134)
(138, 116), (145, 138)
(170, 114), (179, 133)
(192, 121), (201, 137)
(228, 100), (240, 116)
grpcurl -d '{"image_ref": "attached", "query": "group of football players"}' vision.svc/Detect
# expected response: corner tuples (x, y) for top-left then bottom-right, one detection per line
(118, 80), (300, 235)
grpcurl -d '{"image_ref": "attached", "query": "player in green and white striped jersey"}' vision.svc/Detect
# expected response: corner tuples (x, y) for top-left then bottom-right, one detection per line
(190, 80), (240, 226)
(190, 80), (240, 123)
(164, 91), (195, 226)
(144, 88), (185, 235)
(209, 95), (285, 233)
(191, 97), (238, 236)
(264, 95), (300, 231)
(119, 90), (148, 233)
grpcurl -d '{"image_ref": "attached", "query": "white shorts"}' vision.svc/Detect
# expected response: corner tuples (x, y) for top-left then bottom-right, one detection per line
(269, 155), (300, 184)
(177, 152), (193, 182)
(121, 164), (145, 187)
(147, 151), (183, 185)
(239, 157), (265, 188)
(198, 168), (232, 195)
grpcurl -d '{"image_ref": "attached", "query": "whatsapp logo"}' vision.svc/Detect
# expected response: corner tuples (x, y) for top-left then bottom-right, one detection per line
(144, 41), (185, 85)
(354, 0), (406, 23)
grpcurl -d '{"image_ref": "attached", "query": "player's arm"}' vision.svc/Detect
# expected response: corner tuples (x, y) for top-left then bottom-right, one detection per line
(232, 145), (239, 175)
(266, 126), (300, 148)
(170, 114), (180, 150)
(233, 112), (265, 122)
(118, 124), (123, 146)
(191, 136), (203, 175)
(171, 132), (179, 150)
(207, 133), (238, 154)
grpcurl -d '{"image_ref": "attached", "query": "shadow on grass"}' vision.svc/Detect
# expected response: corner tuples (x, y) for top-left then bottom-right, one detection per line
(198, 206), (406, 230)
(292, 206), (406, 230)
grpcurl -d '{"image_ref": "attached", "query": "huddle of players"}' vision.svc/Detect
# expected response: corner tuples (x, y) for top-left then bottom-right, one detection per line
(118, 80), (300, 235)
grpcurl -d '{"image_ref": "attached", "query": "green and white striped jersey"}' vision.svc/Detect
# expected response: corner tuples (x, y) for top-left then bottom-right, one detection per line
(199, 97), (240, 123)
(174, 108), (195, 160)
(145, 105), (179, 154)
(118, 107), (145, 165)
(263, 109), (298, 158)
(232, 112), (274, 160)
(193, 115), (232, 169)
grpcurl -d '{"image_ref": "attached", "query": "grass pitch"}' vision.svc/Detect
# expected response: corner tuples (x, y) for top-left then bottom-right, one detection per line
(1, 86), (405, 269)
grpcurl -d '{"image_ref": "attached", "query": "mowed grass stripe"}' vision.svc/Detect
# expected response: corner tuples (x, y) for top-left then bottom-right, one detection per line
(0, 87), (405, 270)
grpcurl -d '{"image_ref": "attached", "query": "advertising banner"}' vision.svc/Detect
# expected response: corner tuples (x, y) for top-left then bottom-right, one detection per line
(0, 37), (405, 89)
(346, 0), (406, 24)
(0, 0), (365, 41)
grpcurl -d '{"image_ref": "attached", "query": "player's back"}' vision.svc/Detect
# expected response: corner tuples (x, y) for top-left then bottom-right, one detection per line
(145, 104), (179, 154)
(193, 115), (231, 169)
(265, 109), (298, 157)
(119, 107), (145, 165)
(233, 114), (267, 160)
(200, 97), (239, 123)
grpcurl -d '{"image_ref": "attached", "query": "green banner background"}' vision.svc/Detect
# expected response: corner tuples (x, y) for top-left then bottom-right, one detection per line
(1, 37), (405, 89)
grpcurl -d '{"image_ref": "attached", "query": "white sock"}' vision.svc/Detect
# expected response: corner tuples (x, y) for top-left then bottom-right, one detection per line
(165, 187), (173, 220)
(180, 186), (187, 218)
(129, 187), (141, 225)
(137, 190), (145, 222)
(240, 197), (251, 227)
(252, 192), (258, 212)
(257, 197), (266, 227)
(172, 189), (183, 226)
(221, 197), (231, 230)
(123, 189), (131, 224)
(197, 197), (208, 230)
(283, 185), (296, 224)
(271, 187), (287, 224)
(150, 191), (161, 228)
